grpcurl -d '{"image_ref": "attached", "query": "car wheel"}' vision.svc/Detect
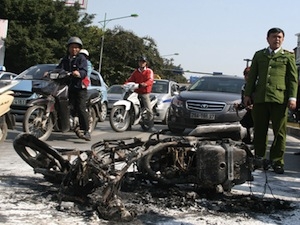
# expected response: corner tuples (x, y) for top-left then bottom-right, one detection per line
(167, 124), (185, 134)
(162, 108), (169, 125)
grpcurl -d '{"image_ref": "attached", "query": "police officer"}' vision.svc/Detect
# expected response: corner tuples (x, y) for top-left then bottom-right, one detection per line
(56, 37), (91, 141)
(244, 28), (298, 174)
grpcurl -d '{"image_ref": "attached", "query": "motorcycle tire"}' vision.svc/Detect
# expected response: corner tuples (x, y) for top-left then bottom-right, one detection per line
(13, 133), (70, 182)
(23, 105), (54, 141)
(109, 105), (131, 132)
(88, 106), (97, 133)
(0, 120), (8, 143)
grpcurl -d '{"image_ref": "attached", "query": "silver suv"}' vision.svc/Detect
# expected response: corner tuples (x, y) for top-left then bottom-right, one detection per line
(167, 75), (245, 134)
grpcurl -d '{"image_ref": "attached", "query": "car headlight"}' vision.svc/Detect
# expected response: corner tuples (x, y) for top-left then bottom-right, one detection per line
(228, 104), (237, 112)
(30, 93), (41, 99)
(172, 97), (184, 108)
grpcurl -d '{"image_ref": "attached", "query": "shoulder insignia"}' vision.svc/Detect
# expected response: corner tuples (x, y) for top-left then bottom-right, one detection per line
(283, 49), (294, 54)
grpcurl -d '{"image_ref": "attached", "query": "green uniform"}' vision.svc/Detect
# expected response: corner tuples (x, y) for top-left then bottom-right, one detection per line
(244, 48), (298, 166)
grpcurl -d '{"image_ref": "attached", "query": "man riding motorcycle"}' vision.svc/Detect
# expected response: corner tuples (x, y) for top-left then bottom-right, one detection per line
(125, 56), (156, 131)
(56, 36), (91, 141)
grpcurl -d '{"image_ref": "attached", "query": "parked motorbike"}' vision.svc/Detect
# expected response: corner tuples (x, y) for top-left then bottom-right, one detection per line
(109, 82), (158, 132)
(0, 80), (18, 143)
(22, 69), (102, 141)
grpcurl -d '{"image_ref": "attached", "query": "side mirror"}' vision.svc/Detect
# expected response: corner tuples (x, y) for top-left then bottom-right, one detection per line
(179, 86), (187, 92)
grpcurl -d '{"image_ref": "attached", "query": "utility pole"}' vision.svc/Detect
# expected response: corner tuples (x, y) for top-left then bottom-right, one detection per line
(243, 59), (252, 67)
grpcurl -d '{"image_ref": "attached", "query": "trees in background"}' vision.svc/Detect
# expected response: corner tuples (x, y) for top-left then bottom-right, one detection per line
(1, 0), (185, 85)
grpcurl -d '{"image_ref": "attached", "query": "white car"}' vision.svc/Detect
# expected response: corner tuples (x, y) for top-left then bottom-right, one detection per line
(0, 71), (18, 80)
(151, 79), (179, 124)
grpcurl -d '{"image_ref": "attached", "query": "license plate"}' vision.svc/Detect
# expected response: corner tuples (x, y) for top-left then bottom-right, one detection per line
(13, 98), (27, 105)
(190, 112), (216, 120)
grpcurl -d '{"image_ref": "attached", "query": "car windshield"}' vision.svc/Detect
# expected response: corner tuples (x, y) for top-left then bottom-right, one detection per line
(0, 72), (15, 80)
(108, 85), (124, 94)
(152, 80), (168, 94)
(189, 76), (244, 94)
(18, 64), (56, 80)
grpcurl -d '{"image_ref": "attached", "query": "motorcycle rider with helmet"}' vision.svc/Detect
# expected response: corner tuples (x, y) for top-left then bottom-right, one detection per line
(125, 56), (156, 131)
(56, 36), (91, 141)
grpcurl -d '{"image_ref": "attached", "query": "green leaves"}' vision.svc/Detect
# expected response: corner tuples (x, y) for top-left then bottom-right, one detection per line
(2, 0), (185, 83)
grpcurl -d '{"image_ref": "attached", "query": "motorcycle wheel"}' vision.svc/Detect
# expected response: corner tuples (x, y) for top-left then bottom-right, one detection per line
(23, 105), (54, 141)
(139, 148), (179, 185)
(0, 121), (8, 143)
(88, 106), (97, 133)
(109, 105), (131, 132)
(13, 133), (69, 183)
(99, 102), (108, 122)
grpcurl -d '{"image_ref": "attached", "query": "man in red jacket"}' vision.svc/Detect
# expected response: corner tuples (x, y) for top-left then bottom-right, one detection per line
(126, 56), (155, 131)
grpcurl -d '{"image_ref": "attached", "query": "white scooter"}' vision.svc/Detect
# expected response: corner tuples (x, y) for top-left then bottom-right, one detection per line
(0, 79), (18, 143)
(109, 82), (158, 132)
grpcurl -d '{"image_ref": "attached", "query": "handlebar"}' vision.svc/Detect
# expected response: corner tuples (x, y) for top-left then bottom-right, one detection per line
(46, 69), (71, 80)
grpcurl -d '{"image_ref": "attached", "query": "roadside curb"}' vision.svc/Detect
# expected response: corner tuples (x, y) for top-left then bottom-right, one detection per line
(287, 126), (300, 138)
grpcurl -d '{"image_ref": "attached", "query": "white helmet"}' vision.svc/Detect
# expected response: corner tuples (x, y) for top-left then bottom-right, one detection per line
(79, 49), (89, 57)
(0, 66), (6, 71)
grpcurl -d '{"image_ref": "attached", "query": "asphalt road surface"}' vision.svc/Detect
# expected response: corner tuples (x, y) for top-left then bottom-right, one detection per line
(1, 121), (300, 225)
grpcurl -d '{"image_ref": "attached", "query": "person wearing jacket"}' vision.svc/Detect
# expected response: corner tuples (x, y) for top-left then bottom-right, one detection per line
(244, 28), (298, 174)
(125, 56), (155, 131)
(235, 67), (254, 144)
(56, 36), (91, 141)
(79, 49), (93, 88)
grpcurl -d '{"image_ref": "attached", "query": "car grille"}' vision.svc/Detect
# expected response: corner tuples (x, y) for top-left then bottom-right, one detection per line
(186, 100), (225, 112)
(13, 91), (33, 98)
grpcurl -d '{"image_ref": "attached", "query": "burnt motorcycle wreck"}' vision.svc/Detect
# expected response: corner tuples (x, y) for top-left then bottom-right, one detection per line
(13, 123), (263, 221)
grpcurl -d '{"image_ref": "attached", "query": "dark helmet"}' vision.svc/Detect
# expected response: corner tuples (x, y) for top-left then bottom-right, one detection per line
(67, 36), (83, 48)
(138, 56), (147, 62)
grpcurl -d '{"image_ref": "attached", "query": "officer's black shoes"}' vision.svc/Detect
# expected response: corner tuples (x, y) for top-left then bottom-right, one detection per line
(253, 156), (271, 171)
(253, 158), (284, 174)
(83, 131), (91, 141)
(272, 164), (284, 174)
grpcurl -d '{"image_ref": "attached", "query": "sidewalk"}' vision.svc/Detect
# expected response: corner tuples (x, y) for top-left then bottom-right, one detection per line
(287, 124), (300, 138)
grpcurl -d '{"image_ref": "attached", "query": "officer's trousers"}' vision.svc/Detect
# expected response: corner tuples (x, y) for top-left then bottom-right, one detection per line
(252, 102), (287, 166)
